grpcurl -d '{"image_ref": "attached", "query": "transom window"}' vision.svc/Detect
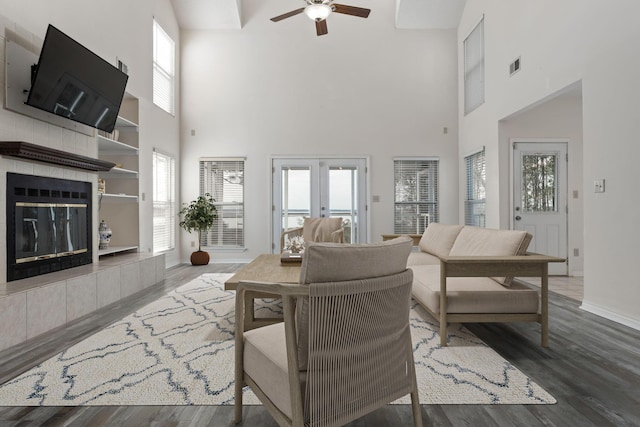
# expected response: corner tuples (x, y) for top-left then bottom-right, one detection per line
(464, 17), (485, 115)
(153, 20), (175, 115)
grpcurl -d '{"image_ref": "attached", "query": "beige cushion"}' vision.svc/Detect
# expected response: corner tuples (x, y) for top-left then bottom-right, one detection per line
(407, 251), (440, 267)
(302, 217), (343, 244)
(296, 236), (412, 370)
(449, 226), (532, 286)
(410, 265), (539, 314)
(299, 236), (412, 284)
(418, 223), (464, 257)
(243, 323), (306, 420)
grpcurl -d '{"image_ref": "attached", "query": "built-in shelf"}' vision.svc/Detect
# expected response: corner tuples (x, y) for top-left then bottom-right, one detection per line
(98, 245), (139, 257)
(115, 116), (139, 129)
(99, 193), (138, 202)
(97, 135), (139, 155)
(98, 101), (140, 259)
(99, 167), (138, 178)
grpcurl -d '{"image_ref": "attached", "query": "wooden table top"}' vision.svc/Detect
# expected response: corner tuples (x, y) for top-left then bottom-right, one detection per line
(224, 253), (301, 290)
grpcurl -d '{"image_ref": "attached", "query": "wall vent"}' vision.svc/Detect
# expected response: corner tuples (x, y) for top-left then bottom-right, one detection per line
(510, 57), (521, 76)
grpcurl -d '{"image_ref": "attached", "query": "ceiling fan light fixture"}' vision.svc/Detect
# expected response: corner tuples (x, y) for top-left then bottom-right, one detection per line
(305, 3), (331, 21)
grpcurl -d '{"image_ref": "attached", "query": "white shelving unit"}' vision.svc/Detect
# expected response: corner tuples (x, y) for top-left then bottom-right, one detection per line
(97, 95), (140, 257)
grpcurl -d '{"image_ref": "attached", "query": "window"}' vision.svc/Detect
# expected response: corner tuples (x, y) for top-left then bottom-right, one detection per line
(464, 148), (486, 227)
(199, 158), (245, 248)
(394, 158), (439, 234)
(153, 149), (176, 252)
(521, 154), (557, 212)
(153, 20), (175, 115)
(464, 17), (484, 115)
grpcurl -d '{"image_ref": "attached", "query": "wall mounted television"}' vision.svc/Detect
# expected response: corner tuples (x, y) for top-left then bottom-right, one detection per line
(25, 24), (128, 134)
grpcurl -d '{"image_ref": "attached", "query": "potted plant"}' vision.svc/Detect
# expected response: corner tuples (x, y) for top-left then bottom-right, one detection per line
(179, 193), (218, 265)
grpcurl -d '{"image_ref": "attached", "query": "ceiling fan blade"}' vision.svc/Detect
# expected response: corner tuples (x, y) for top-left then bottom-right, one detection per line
(271, 8), (305, 22)
(332, 4), (371, 18)
(316, 19), (328, 36)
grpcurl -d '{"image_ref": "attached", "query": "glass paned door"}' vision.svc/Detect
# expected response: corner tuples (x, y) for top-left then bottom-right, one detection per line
(513, 142), (567, 275)
(273, 158), (367, 252)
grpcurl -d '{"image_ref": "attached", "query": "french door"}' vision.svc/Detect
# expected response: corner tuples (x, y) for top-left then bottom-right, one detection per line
(513, 141), (567, 275)
(272, 158), (367, 253)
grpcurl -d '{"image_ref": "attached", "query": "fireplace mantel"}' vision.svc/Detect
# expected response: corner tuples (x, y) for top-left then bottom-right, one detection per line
(0, 141), (115, 172)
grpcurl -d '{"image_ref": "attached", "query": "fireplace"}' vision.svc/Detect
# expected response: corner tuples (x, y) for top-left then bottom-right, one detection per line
(6, 173), (93, 281)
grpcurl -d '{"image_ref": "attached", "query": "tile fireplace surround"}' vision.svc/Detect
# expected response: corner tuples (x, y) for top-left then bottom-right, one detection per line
(0, 153), (164, 353)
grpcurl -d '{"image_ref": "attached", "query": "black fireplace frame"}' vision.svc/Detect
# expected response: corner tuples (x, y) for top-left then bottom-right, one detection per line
(6, 173), (93, 281)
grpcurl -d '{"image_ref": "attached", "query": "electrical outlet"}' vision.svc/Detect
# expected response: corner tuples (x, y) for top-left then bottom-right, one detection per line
(191, 241), (195, 247)
(594, 179), (605, 193)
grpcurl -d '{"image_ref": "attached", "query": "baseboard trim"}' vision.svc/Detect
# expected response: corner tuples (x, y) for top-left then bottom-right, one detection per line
(580, 301), (640, 331)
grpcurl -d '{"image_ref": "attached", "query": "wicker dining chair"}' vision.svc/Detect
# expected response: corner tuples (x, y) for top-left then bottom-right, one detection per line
(280, 217), (344, 252)
(235, 236), (423, 427)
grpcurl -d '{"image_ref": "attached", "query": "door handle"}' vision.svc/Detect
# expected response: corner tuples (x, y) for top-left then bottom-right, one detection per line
(515, 216), (522, 221)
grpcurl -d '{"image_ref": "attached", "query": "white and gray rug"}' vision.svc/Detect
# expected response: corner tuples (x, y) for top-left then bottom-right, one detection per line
(0, 273), (555, 406)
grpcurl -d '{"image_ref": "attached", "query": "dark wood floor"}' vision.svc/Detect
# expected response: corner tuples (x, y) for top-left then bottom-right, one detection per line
(0, 263), (638, 426)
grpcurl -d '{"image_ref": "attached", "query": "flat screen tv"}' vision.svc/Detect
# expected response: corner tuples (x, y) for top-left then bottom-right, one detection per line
(26, 24), (128, 134)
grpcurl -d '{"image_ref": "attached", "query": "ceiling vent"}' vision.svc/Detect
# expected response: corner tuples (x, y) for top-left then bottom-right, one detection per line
(510, 57), (521, 76)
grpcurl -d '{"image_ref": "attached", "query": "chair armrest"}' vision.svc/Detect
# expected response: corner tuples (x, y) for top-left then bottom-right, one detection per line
(235, 281), (308, 343)
(331, 228), (345, 243)
(381, 234), (422, 246)
(236, 280), (309, 297)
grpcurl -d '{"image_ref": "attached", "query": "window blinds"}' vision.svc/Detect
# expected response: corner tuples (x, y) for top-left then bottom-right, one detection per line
(464, 18), (484, 115)
(393, 159), (439, 234)
(199, 159), (245, 248)
(153, 150), (176, 252)
(153, 20), (175, 115)
(464, 148), (486, 227)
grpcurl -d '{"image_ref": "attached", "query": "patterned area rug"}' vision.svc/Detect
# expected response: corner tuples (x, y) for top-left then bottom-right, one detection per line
(0, 273), (555, 406)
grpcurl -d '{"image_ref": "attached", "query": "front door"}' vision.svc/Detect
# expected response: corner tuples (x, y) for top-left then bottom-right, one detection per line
(513, 142), (568, 275)
(272, 158), (367, 253)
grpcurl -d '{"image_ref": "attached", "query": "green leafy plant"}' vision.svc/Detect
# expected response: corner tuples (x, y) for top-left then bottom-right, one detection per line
(179, 193), (218, 251)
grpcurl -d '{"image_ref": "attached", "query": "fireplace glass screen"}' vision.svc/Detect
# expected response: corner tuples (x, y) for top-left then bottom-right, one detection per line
(6, 172), (93, 281)
(15, 202), (88, 263)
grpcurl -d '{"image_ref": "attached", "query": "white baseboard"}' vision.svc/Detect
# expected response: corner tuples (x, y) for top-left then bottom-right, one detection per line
(580, 301), (640, 331)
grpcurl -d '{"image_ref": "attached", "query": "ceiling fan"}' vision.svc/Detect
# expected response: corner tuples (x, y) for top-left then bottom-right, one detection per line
(270, 0), (371, 37)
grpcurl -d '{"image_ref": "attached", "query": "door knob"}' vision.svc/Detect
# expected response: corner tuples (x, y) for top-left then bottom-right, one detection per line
(515, 216), (522, 221)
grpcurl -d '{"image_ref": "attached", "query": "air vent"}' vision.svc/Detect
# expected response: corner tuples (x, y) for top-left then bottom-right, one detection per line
(510, 57), (521, 76)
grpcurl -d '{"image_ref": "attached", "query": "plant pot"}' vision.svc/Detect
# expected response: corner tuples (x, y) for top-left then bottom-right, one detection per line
(190, 250), (210, 265)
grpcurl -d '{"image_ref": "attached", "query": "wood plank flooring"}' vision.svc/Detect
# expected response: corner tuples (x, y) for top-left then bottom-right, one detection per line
(0, 263), (638, 426)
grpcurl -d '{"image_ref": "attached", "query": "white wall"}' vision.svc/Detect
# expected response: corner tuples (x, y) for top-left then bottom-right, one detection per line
(459, 0), (640, 329)
(0, 0), (182, 269)
(180, 0), (459, 262)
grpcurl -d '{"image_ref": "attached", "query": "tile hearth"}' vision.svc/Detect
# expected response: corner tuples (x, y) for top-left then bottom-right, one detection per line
(0, 252), (164, 352)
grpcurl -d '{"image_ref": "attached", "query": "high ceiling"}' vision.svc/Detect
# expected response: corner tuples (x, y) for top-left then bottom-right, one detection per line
(170, 0), (466, 30)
